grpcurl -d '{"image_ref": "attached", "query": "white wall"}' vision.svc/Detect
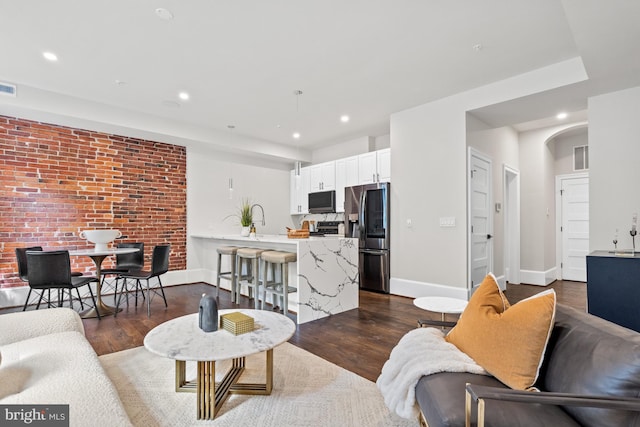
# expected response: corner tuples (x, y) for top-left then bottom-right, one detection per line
(391, 97), (468, 293)
(517, 123), (585, 275)
(310, 134), (390, 165)
(186, 146), (292, 272)
(311, 136), (374, 164)
(389, 58), (588, 298)
(374, 134), (391, 150)
(553, 129), (588, 175)
(543, 134), (556, 271)
(589, 86), (640, 251)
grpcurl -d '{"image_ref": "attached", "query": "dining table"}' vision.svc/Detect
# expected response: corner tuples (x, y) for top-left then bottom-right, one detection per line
(69, 247), (140, 319)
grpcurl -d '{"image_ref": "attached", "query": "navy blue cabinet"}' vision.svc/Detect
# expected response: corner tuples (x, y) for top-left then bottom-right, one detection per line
(586, 251), (640, 332)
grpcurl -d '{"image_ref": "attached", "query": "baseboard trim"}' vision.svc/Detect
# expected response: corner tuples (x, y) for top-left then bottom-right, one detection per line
(0, 269), (206, 310)
(390, 277), (469, 300)
(3, 269), (494, 310)
(519, 268), (556, 286)
(0, 269), (305, 313)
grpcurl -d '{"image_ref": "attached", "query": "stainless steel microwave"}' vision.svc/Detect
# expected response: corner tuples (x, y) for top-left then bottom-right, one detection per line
(308, 190), (336, 213)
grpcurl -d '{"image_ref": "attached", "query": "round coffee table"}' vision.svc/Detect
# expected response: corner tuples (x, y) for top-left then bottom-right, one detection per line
(413, 296), (468, 322)
(144, 309), (295, 420)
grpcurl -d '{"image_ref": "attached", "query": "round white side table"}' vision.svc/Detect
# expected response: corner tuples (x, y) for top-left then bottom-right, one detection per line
(413, 296), (468, 322)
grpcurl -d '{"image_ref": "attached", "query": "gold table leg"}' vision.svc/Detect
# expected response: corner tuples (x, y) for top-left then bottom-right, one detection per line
(174, 348), (274, 420)
(80, 254), (122, 318)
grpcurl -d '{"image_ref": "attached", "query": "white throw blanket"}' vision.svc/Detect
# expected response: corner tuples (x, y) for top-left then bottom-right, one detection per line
(376, 327), (488, 419)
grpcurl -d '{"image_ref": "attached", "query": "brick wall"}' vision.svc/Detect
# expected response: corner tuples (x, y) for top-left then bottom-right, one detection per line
(0, 115), (187, 289)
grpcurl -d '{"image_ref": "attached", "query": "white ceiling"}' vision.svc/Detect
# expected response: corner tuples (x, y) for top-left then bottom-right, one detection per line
(0, 0), (638, 162)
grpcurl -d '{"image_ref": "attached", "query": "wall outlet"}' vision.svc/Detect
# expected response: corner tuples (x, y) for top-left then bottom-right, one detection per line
(439, 217), (456, 227)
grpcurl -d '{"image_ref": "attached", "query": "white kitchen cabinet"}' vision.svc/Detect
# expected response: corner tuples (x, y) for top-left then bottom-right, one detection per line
(335, 155), (359, 213)
(358, 152), (377, 184)
(289, 168), (310, 214)
(344, 155), (360, 187)
(309, 161), (336, 192)
(291, 150), (390, 215)
(358, 149), (390, 184)
(376, 148), (391, 182)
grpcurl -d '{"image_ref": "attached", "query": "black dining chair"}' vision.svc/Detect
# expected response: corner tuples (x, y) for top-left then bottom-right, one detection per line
(100, 242), (145, 303)
(25, 250), (101, 318)
(16, 246), (85, 311)
(117, 244), (170, 317)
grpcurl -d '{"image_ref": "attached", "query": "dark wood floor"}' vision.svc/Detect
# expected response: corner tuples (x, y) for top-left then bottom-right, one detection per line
(7, 280), (586, 383)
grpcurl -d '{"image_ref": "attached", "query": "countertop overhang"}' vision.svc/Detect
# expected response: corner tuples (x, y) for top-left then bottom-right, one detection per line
(191, 234), (349, 244)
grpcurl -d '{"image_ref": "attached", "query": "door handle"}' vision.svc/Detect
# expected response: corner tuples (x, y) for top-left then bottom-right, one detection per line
(362, 250), (387, 255)
(487, 234), (493, 239)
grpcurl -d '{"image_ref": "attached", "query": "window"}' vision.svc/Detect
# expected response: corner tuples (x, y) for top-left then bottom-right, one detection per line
(574, 145), (589, 171)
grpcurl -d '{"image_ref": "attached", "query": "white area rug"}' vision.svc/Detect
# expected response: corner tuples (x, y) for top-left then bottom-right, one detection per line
(100, 343), (418, 427)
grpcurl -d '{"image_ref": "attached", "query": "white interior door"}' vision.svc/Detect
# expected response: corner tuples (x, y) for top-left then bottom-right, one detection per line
(561, 176), (589, 282)
(469, 149), (493, 290)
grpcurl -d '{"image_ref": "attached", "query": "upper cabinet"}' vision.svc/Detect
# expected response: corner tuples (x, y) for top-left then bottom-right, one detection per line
(358, 152), (377, 184)
(309, 161), (336, 192)
(290, 149), (390, 215)
(358, 148), (390, 184)
(376, 148), (391, 182)
(335, 155), (359, 213)
(290, 168), (310, 215)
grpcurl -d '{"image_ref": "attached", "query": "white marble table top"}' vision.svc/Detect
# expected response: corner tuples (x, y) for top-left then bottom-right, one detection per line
(144, 309), (296, 362)
(413, 296), (468, 314)
(69, 247), (139, 257)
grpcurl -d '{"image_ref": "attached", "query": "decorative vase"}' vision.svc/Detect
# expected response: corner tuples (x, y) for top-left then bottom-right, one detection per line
(199, 293), (218, 332)
(79, 229), (122, 251)
(241, 226), (250, 237)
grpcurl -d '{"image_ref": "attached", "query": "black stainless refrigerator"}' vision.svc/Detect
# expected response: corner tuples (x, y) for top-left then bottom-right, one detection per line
(344, 182), (390, 293)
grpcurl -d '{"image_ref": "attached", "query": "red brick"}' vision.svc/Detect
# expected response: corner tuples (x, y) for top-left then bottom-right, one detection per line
(0, 114), (186, 290)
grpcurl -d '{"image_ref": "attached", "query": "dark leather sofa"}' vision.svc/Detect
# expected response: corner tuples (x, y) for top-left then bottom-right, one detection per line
(415, 304), (640, 427)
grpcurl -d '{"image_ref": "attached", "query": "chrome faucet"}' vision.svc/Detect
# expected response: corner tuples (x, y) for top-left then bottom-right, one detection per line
(251, 203), (266, 226)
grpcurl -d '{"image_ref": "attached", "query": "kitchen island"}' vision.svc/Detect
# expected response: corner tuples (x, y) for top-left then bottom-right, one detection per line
(190, 234), (359, 324)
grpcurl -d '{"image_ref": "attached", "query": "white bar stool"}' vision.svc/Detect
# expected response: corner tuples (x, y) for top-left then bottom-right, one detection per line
(216, 246), (246, 302)
(260, 250), (297, 315)
(235, 247), (266, 308)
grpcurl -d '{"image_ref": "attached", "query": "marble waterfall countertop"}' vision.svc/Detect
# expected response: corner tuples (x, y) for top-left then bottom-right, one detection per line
(191, 234), (359, 324)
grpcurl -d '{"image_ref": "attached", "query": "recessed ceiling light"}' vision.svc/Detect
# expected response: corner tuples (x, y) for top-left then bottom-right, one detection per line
(43, 51), (58, 62)
(556, 112), (568, 120)
(340, 115), (350, 123)
(155, 8), (174, 20)
(292, 132), (301, 139)
(178, 91), (190, 101)
(114, 80), (126, 86)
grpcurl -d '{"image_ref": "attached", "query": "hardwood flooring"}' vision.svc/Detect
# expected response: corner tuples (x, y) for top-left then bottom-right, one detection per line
(6, 280), (586, 383)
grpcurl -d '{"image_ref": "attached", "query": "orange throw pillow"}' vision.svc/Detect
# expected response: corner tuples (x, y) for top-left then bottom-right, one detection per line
(445, 273), (556, 390)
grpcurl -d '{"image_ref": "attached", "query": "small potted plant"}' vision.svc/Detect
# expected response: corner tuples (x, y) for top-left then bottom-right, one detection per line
(225, 198), (253, 236)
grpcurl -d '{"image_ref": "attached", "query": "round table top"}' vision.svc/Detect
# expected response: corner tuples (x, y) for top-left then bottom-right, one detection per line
(413, 296), (468, 314)
(144, 309), (296, 362)
(69, 247), (139, 257)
